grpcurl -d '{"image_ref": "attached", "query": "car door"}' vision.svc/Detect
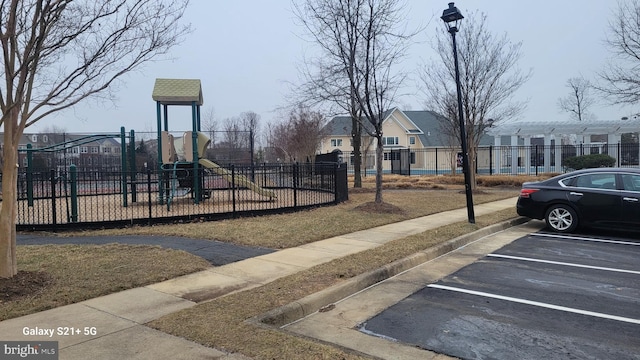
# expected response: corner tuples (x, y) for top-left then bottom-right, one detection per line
(567, 173), (621, 227)
(619, 173), (640, 228)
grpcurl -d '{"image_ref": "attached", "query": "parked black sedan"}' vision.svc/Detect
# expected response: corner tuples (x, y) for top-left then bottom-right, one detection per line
(516, 168), (640, 233)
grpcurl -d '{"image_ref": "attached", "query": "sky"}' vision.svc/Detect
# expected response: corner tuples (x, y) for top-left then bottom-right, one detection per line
(32, 0), (638, 136)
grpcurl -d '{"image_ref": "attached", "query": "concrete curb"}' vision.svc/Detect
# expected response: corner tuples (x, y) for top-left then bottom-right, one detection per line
(254, 216), (529, 327)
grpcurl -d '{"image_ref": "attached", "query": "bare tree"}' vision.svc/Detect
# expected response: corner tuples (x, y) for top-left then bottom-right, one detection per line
(598, 0), (640, 104)
(267, 105), (328, 163)
(295, 0), (412, 203)
(421, 10), (531, 190)
(0, 0), (191, 278)
(265, 120), (293, 162)
(289, 105), (327, 162)
(217, 117), (245, 163)
(558, 77), (596, 121)
(201, 107), (217, 147)
(293, 0), (366, 187)
(240, 111), (260, 162)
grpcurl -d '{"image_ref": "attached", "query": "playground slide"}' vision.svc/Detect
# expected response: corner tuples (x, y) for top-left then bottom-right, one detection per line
(198, 159), (276, 199)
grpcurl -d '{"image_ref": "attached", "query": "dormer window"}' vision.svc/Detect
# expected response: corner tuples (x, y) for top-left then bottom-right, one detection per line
(31, 134), (38, 142)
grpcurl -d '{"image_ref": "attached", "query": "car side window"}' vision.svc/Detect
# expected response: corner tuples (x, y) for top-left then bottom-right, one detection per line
(575, 175), (593, 188)
(574, 174), (616, 189)
(621, 174), (640, 192)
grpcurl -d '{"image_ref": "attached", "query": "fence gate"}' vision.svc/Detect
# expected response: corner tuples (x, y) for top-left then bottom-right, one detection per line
(390, 149), (410, 175)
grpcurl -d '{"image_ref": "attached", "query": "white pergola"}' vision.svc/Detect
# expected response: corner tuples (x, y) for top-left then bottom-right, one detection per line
(485, 118), (640, 173)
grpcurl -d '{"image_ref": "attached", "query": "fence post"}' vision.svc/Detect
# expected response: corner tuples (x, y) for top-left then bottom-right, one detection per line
(435, 148), (439, 175)
(293, 163), (298, 209)
(535, 145), (540, 176)
(231, 165), (237, 217)
(70, 165), (78, 222)
(147, 169), (153, 226)
(27, 144), (34, 206)
(262, 163), (267, 188)
(489, 146), (493, 175)
(50, 169), (57, 227)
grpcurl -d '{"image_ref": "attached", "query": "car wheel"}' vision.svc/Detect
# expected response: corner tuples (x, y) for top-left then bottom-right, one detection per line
(545, 204), (578, 233)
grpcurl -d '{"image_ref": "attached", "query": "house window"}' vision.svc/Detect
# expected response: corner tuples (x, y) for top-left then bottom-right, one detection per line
(22, 157), (28, 167)
(410, 152), (416, 164)
(331, 139), (343, 147)
(31, 134), (38, 142)
(383, 137), (399, 146)
(383, 152), (389, 161)
(103, 147), (111, 153)
(91, 146), (99, 153)
(43, 135), (49, 143)
(87, 157), (92, 165)
(46, 158), (52, 167)
(114, 147), (120, 153)
(409, 136), (416, 145)
(81, 146), (88, 153)
(72, 147), (79, 154)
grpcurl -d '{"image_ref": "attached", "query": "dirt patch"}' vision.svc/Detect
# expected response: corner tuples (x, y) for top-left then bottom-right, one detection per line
(0, 271), (54, 303)
(353, 201), (406, 215)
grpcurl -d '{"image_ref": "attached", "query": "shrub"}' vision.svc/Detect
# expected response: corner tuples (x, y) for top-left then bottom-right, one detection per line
(563, 154), (616, 170)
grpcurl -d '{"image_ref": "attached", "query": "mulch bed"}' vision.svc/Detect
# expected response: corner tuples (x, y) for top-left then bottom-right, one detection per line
(0, 271), (54, 303)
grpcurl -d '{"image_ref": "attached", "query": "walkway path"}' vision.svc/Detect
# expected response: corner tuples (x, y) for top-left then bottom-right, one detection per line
(17, 234), (275, 266)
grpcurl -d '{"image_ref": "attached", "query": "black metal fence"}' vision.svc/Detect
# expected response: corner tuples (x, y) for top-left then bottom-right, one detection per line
(15, 162), (348, 231)
(343, 143), (640, 176)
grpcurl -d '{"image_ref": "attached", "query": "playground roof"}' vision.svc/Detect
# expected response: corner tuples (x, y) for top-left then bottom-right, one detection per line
(152, 78), (203, 106)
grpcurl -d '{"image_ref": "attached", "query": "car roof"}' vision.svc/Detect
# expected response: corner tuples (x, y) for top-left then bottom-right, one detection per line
(563, 167), (640, 175)
(536, 167), (640, 183)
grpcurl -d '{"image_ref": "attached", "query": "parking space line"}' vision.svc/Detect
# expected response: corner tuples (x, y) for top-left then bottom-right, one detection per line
(428, 284), (640, 325)
(487, 254), (640, 275)
(532, 233), (640, 246)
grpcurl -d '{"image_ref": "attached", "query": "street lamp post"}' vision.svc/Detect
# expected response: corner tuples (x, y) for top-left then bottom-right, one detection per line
(441, 2), (475, 223)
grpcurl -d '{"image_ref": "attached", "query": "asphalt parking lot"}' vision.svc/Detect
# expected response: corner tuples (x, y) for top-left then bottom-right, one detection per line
(360, 227), (640, 359)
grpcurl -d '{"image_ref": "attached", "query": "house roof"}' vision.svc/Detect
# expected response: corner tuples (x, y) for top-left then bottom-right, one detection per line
(324, 109), (494, 147)
(152, 78), (203, 106)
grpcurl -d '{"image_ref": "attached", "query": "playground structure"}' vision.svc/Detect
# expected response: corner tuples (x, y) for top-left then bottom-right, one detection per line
(153, 78), (276, 207)
(13, 78), (347, 230)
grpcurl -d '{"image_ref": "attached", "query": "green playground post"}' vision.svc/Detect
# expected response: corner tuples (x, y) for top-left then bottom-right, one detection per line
(191, 101), (200, 204)
(156, 101), (164, 205)
(129, 129), (137, 203)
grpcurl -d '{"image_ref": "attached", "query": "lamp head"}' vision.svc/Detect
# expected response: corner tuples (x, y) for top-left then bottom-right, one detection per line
(441, 2), (464, 32)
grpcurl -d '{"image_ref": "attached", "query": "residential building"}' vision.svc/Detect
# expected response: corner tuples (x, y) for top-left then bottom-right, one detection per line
(320, 108), (493, 172)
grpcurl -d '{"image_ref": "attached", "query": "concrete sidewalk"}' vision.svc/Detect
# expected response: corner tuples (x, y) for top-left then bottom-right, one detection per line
(0, 197), (521, 360)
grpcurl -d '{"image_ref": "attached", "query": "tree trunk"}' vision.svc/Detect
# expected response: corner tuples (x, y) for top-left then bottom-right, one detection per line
(0, 131), (18, 278)
(468, 146), (478, 191)
(375, 136), (383, 203)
